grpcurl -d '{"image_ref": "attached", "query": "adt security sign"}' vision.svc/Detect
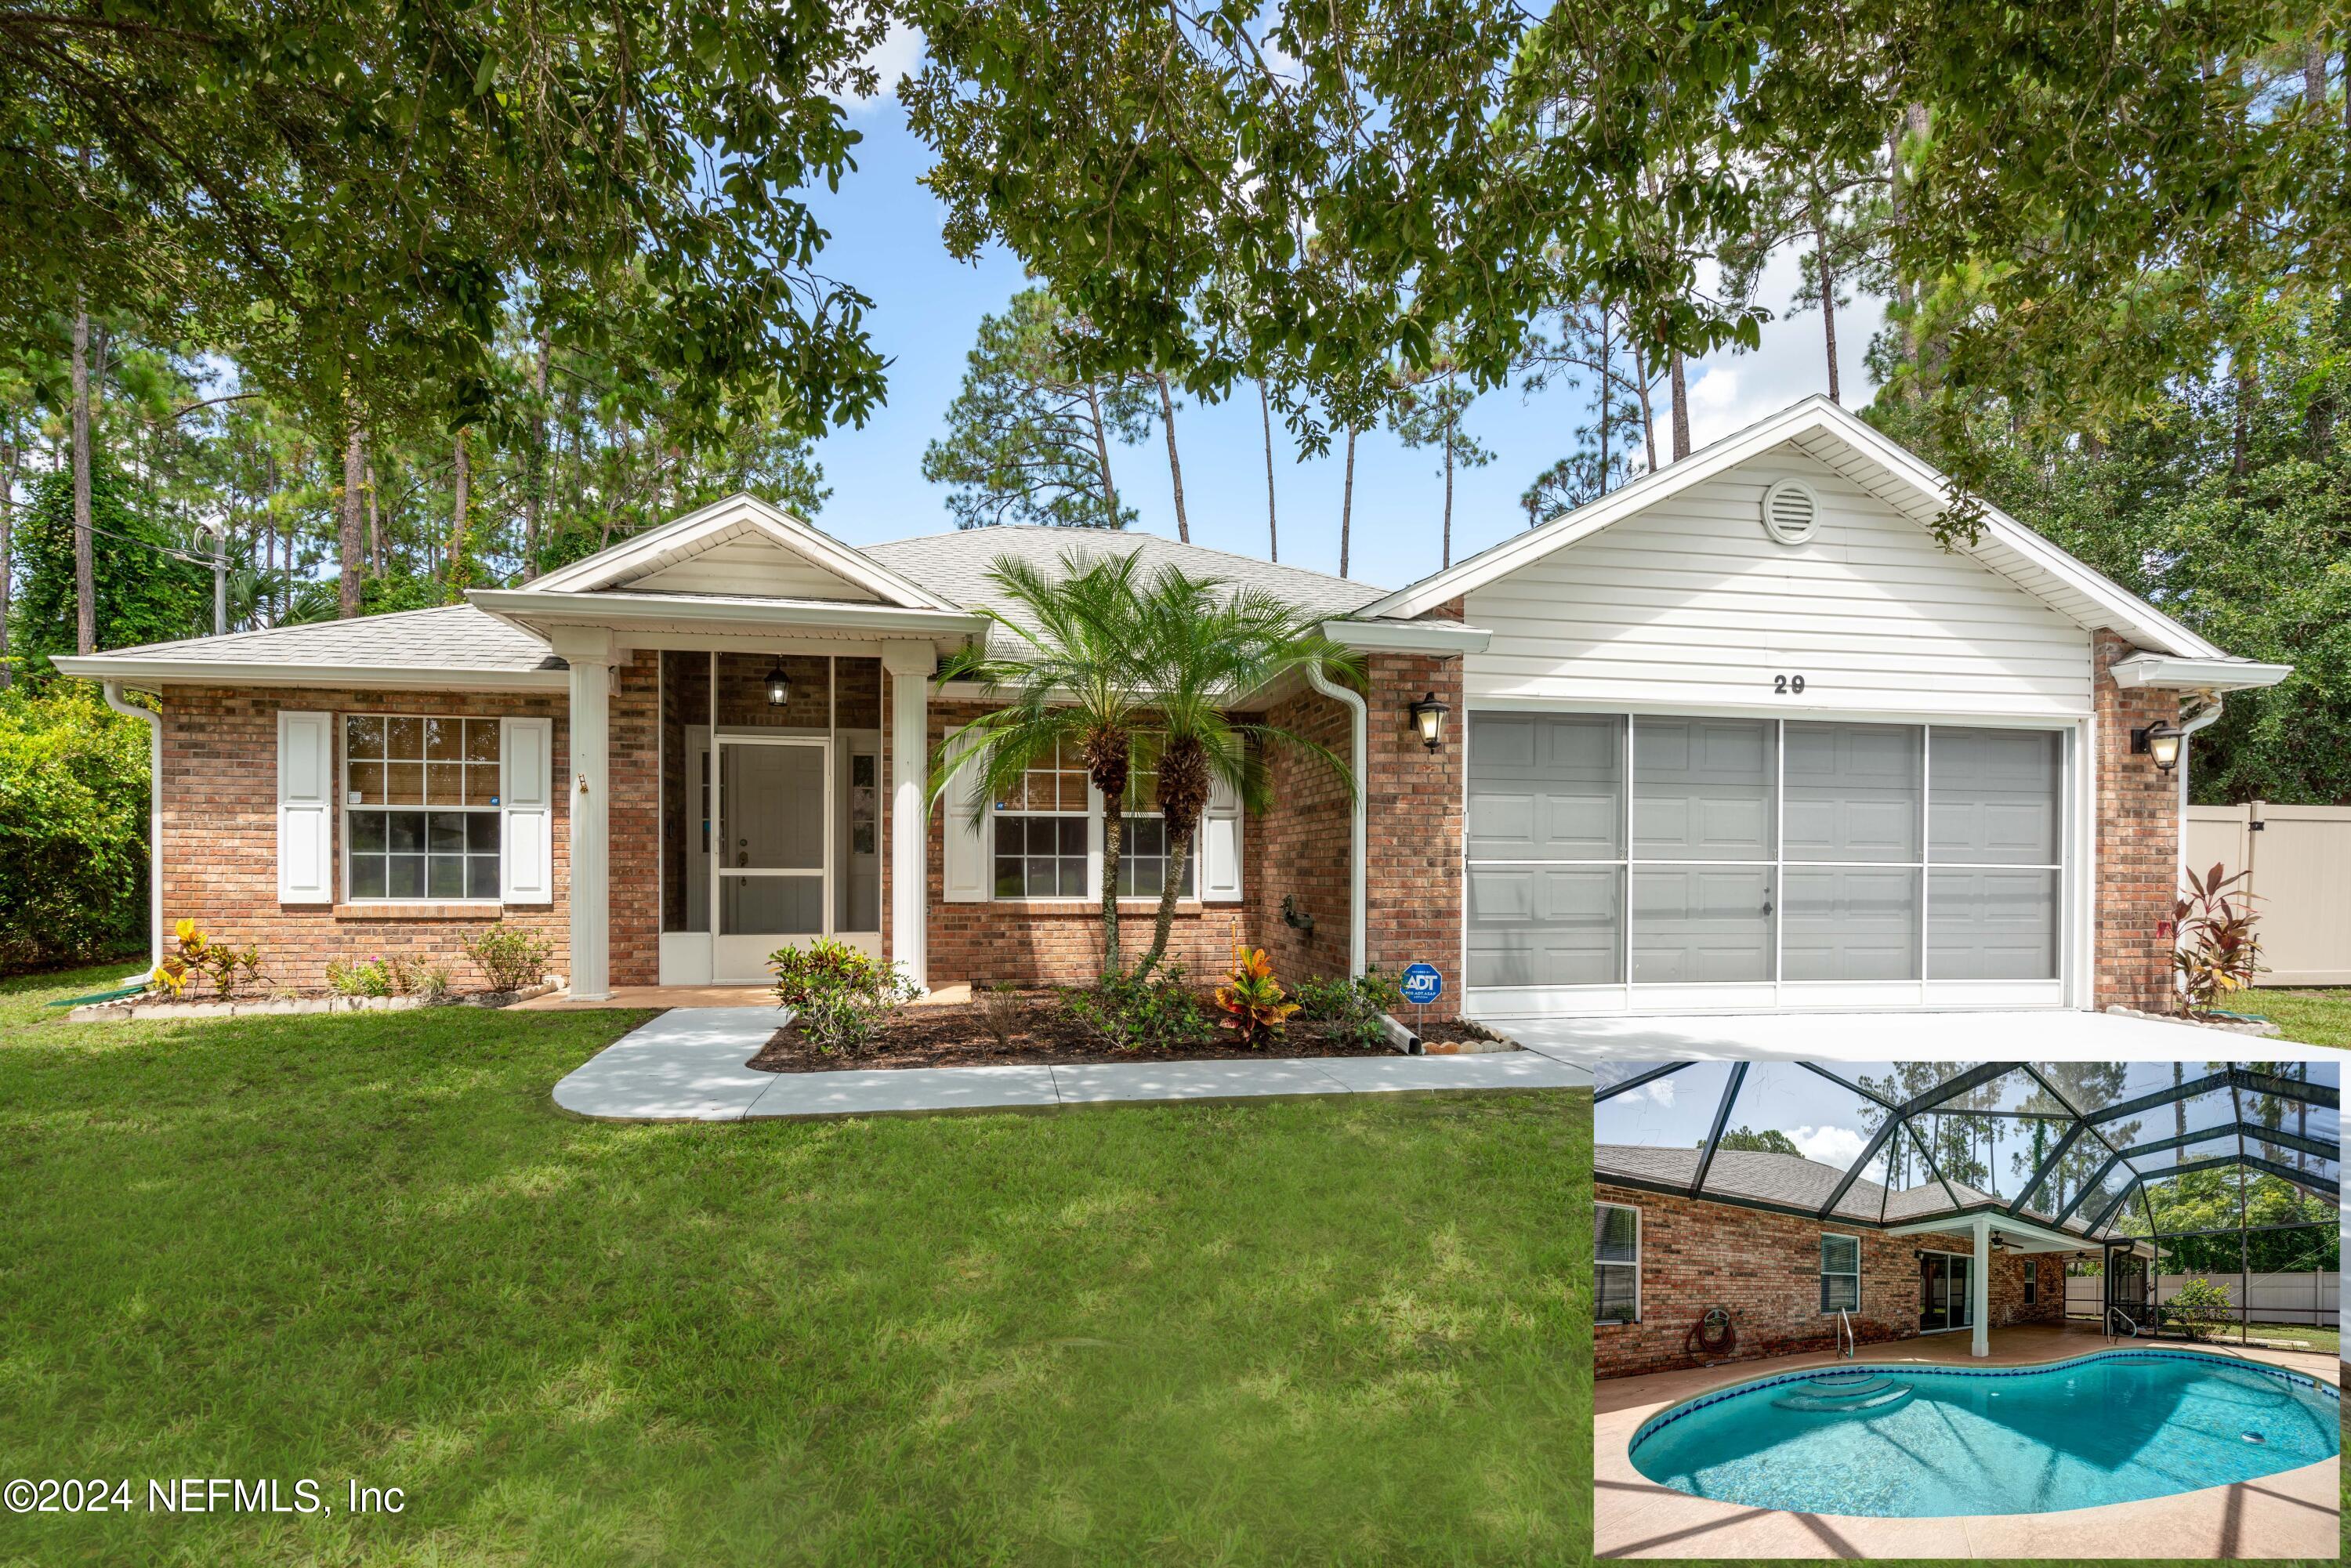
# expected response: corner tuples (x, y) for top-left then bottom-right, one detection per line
(1400, 963), (1444, 1007)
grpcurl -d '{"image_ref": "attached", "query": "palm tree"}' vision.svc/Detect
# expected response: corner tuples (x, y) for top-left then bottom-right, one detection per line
(1127, 568), (1361, 977)
(932, 549), (1151, 980)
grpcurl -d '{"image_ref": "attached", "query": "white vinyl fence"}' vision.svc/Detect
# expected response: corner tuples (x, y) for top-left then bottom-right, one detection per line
(2066, 1269), (2339, 1327)
(2186, 804), (2351, 986)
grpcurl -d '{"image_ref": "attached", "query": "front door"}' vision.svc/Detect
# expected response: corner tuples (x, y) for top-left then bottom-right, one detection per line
(711, 734), (829, 983)
(1920, 1254), (1972, 1333)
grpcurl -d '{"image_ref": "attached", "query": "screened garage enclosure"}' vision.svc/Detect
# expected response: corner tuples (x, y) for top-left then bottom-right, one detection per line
(1465, 714), (2074, 1014)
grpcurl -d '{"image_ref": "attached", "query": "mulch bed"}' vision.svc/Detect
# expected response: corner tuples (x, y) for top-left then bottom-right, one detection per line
(748, 993), (1497, 1073)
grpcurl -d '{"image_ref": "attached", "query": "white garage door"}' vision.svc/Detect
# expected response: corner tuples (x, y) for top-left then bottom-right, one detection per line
(1465, 712), (2070, 1014)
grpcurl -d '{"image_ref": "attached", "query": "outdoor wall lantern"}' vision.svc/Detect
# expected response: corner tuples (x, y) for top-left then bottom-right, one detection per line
(2132, 720), (2183, 773)
(1407, 691), (1451, 751)
(765, 657), (792, 708)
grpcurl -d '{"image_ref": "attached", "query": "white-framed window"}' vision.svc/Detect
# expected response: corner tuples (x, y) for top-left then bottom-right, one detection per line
(1596, 1202), (1640, 1324)
(342, 715), (503, 901)
(1820, 1232), (1860, 1313)
(2023, 1267), (2038, 1306)
(1117, 764), (1199, 899)
(992, 739), (1090, 900)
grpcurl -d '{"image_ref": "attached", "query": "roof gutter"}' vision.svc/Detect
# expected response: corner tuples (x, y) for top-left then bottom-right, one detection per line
(2109, 654), (2292, 693)
(52, 656), (567, 690)
(469, 588), (987, 643)
(1305, 661), (1368, 978)
(1320, 617), (1491, 655)
(101, 681), (162, 974)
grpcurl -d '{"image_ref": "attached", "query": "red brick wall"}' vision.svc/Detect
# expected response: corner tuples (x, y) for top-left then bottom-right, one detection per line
(1363, 623), (1465, 1018)
(1593, 1183), (2066, 1378)
(158, 686), (570, 994)
(1250, 684), (1355, 985)
(2092, 632), (2183, 1012)
(610, 652), (658, 987)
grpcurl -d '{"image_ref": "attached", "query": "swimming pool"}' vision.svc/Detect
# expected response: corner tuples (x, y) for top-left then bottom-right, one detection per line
(1629, 1349), (2341, 1518)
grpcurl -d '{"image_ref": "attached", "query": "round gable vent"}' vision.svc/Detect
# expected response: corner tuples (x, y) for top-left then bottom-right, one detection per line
(1760, 478), (1820, 545)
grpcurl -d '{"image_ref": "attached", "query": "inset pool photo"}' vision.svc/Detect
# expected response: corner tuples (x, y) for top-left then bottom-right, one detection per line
(1590, 1058), (2342, 1559)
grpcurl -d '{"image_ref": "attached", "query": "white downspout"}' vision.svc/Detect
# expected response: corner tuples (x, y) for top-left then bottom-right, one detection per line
(1305, 663), (1367, 979)
(102, 680), (162, 972)
(2169, 693), (2223, 1005)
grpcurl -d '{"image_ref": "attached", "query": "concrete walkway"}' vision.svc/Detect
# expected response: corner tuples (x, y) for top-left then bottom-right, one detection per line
(552, 1007), (1590, 1121)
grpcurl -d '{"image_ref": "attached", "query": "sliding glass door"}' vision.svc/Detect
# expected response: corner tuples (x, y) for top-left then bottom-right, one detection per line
(1465, 712), (2068, 1008)
(1920, 1253), (1973, 1334)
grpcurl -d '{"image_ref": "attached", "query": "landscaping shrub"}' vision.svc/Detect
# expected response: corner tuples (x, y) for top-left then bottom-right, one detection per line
(2172, 862), (2262, 1016)
(1213, 946), (1298, 1048)
(0, 682), (151, 975)
(2166, 1277), (2237, 1340)
(462, 927), (554, 993)
(1064, 964), (1213, 1052)
(148, 918), (267, 998)
(770, 937), (915, 1054)
(1292, 969), (1404, 1046)
(326, 958), (394, 998)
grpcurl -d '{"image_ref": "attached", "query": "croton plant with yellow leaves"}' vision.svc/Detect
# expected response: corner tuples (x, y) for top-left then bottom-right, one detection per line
(1212, 944), (1299, 1048)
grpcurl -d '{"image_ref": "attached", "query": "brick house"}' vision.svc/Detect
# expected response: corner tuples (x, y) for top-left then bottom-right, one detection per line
(1594, 1148), (2110, 1380)
(56, 397), (2288, 1005)
(1592, 1057), (2338, 1377)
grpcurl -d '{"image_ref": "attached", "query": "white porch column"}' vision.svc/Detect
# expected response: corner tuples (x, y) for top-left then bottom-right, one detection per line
(882, 640), (933, 992)
(554, 627), (617, 1001)
(1970, 1216), (1992, 1358)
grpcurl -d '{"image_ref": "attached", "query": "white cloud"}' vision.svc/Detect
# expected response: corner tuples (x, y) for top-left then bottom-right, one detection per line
(1644, 1075), (1675, 1109)
(1790, 1124), (1867, 1168)
(846, 19), (925, 116)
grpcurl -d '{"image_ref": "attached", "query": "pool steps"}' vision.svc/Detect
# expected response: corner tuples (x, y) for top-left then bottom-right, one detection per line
(1773, 1374), (1914, 1411)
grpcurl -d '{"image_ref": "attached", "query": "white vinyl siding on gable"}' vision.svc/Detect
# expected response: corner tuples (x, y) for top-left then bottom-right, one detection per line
(1462, 447), (2095, 719)
(625, 534), (882, 599)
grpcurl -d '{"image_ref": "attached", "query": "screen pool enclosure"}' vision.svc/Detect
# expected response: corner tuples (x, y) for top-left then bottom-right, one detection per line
(1596, 1059), (2340, 1340)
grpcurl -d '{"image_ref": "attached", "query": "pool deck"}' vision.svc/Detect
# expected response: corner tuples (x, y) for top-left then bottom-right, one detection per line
(1595, 1324), (2341, 1559)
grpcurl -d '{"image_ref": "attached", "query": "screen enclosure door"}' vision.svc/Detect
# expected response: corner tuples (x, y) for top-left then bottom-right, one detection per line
(712, 734), (830, 982)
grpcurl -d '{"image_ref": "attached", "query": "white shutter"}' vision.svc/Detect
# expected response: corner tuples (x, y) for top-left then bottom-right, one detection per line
(500, 717), (553, 904)
(1200, 772), (1242, 903)
(941, 751), (989, 902)
(277, 710), (335, 904)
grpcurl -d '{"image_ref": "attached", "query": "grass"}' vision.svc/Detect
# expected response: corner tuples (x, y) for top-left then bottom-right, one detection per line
(2251, 988), (2351, 1049)
(0, 963), (1583, 1566)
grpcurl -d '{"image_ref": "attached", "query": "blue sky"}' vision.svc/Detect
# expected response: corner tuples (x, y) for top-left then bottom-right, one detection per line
(802, 38), (1882, 587)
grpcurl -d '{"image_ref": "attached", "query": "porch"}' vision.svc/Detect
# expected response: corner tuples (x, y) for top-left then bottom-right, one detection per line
(1594, 1324), (2342, 1559)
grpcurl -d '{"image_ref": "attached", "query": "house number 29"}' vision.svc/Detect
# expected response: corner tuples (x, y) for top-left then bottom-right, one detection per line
(1772, 674), (1807, 695)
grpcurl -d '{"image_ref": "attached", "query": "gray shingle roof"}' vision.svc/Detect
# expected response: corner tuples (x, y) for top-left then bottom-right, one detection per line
(82, 527), (1383, 677)
(94, 604), (564, 673)
(864, 527), (1386, 625)
(1596, 1144), (2115, 1240)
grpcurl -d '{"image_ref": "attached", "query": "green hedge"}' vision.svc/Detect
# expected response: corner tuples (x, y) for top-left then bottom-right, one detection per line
(0, 682), (151, 974)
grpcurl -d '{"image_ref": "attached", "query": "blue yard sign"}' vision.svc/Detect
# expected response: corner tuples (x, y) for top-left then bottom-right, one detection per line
(1400, 963), (1444, 1006)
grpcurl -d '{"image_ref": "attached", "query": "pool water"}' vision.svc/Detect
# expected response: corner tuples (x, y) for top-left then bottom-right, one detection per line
(1630, 1350), (2341, 1518)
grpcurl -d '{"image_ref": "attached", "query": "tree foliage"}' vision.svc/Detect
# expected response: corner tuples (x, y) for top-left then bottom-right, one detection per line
(2, 0), (893, 441)
(922, 288), (1155, 530)
(0, 679), (150, 972)
(12, 452), (206, 677)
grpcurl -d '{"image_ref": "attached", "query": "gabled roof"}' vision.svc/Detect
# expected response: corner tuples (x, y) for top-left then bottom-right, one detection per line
(524, 492), (964, 611)
(1363, 397), (2255, 672)
(51, 604), (567, 689)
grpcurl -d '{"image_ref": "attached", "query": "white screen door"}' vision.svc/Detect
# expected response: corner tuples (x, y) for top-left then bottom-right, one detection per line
(712, 734), (829, 982)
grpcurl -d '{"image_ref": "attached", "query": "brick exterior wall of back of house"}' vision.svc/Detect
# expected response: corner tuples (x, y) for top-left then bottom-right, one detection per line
(2093, 632), (2184, 1012)
(157, 685), (573, 994)
(608, 651), (661, 987)
(1592, 1183), (2069, 1379)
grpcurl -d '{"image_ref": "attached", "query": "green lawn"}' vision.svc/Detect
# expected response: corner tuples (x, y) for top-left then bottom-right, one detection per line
(2254, 988), (2351, 1049)
(0, 963), (1584, 1566)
